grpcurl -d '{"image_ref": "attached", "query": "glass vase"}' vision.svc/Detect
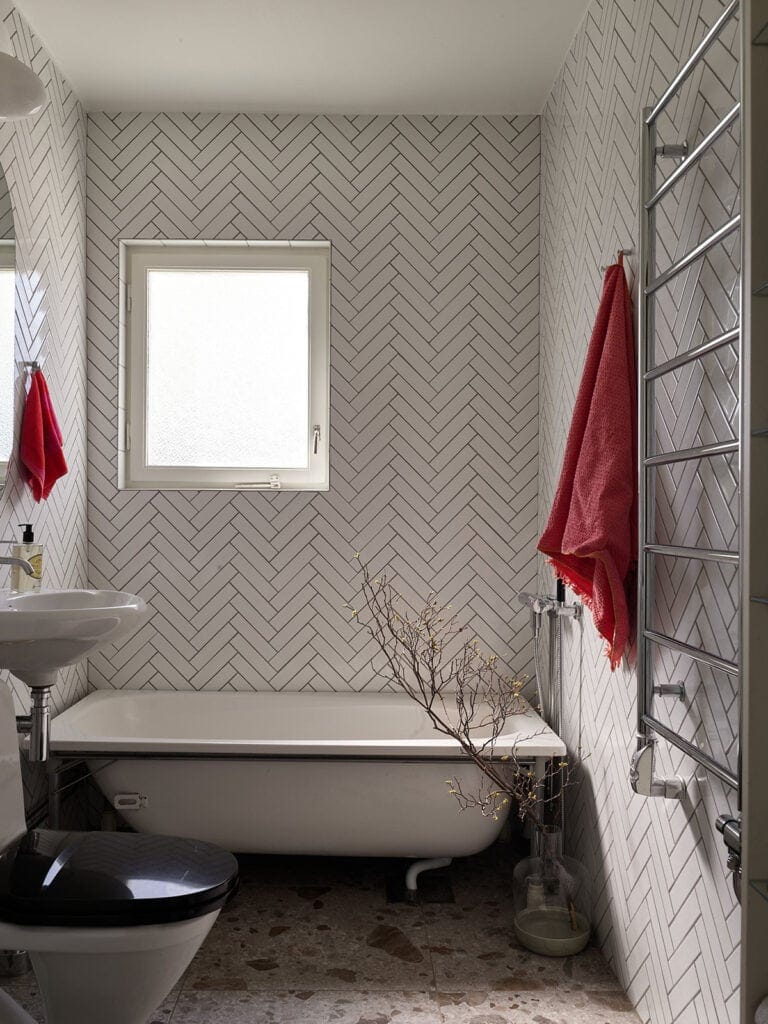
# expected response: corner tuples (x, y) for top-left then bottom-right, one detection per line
(512, 828), (591, 956)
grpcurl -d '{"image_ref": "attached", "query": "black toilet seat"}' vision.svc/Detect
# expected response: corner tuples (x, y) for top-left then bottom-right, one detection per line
(0, 829), (239, 927)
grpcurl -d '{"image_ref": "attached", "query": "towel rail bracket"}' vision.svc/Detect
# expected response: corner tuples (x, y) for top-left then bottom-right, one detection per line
(655, 142), (689, 158)
(629, 740), (686, 800)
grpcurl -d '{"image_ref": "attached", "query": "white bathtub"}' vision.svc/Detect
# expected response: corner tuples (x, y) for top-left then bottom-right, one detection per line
(50, 691), (565, 861)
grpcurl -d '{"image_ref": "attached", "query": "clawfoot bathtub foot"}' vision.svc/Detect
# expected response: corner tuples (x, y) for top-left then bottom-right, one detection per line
(405, 857), (452, 897)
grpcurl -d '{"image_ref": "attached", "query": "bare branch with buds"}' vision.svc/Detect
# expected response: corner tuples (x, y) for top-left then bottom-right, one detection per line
(350, 556), (576, 829)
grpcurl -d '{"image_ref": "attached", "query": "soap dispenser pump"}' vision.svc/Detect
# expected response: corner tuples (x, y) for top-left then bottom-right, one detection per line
(11, 523), (42, 592)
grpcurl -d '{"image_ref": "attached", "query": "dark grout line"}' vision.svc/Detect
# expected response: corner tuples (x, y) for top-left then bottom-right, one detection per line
(163, 985), (182, 1024)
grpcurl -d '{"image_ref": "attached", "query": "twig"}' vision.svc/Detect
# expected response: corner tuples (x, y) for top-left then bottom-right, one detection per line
(349, 556), (577, 830)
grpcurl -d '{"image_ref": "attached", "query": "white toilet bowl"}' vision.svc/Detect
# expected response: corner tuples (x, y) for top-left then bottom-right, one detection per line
(0, 911), (219, 1024)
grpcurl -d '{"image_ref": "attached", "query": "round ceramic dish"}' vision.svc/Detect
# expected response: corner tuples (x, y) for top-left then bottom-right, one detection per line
(513, 906), (590, 957)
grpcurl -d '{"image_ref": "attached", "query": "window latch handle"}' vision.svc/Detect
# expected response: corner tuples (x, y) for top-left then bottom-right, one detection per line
(312, 425), (321, 455)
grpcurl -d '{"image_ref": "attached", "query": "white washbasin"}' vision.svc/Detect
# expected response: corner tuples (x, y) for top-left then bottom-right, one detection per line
(0, 589), (147, 688)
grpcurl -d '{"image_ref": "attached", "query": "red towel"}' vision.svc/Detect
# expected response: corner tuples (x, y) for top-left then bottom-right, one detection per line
(20, 369), (68, 501)
(537, 257), (637, 670)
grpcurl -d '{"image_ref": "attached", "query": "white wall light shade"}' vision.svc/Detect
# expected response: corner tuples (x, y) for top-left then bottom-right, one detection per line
(0, 20), (45, 119)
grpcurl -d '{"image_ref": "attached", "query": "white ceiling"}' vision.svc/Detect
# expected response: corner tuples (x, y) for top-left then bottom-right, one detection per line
(14, 0), (590, 114)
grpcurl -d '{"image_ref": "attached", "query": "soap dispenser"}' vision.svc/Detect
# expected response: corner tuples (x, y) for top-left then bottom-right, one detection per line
(10, 524), (42, 592)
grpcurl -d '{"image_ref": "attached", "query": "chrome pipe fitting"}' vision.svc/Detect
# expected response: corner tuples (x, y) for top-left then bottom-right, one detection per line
(715, 813), (742, 903)
(653, 682), (686, 701)
(24, 687), (51, 763)
(516, 591), (582, 619)
(629, 740), (686, 800)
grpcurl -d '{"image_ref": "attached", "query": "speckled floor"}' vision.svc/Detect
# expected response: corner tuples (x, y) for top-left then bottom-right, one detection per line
(3, 845), (642, 1024)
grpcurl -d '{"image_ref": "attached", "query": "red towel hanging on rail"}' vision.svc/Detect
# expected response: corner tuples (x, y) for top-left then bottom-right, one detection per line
(537, 254), (637, 670)
(20, 368), (68, 501)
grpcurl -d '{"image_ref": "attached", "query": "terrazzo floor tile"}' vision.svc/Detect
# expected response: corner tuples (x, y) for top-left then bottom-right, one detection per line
(171, 988), (443, 1024)
(422, 897), (625, 995)
(436, 988), (640, 1024)
(430, 940), (627, 996)
(184, 882), (434, 992)
(423, 903), (564, 992)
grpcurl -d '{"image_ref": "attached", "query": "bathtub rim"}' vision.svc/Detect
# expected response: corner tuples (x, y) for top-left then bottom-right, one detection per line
(72, 751), (545, 766)
(48, 689), (566, 760)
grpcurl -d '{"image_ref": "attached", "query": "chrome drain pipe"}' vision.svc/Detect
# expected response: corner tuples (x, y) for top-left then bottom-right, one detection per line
(16, 685), (52, 763)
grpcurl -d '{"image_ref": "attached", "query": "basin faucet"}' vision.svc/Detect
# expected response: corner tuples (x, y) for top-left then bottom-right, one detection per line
(0, 555), (34, 576)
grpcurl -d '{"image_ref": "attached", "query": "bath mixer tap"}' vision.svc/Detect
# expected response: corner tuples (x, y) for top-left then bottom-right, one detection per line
(516, 591), (582, 631)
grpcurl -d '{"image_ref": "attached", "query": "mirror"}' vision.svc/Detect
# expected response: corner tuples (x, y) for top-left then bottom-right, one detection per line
(0, 164), (13, 491)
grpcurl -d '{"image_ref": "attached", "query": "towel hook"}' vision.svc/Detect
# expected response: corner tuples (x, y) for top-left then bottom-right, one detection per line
(600, 248), (634, 273)
(20, 359), (43, 374)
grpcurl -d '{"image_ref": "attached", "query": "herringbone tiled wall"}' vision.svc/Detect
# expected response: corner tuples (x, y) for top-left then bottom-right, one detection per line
(0, 2), (87, 721)
(540, 1), (740, 1022)
(86, 114), (540, 692)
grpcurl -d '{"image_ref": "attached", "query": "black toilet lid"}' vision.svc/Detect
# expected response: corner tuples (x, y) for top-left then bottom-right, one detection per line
(0, 830), (239, 927)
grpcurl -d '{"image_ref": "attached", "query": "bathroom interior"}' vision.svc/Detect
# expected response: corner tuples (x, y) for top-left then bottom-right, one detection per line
(0, 0), (764, 1022)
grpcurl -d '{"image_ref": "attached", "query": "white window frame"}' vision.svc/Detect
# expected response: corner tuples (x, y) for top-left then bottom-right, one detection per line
(119, 240), (330, 491)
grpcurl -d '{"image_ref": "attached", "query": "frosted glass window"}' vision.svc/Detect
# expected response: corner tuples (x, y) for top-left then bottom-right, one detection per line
(120, 241), (330, 491)
(145, 269), (309, 468)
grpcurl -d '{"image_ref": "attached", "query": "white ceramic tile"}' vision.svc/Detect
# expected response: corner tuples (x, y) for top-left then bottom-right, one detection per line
(539, 2), (741, 1023)
(85, 113), (540, 696)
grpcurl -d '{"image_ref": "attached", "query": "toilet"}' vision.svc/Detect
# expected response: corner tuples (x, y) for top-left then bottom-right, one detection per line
(0, 685), (239, 1024)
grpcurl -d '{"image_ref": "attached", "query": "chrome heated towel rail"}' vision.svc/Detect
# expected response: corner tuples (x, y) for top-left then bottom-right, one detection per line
(632, 0), (742, 804)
